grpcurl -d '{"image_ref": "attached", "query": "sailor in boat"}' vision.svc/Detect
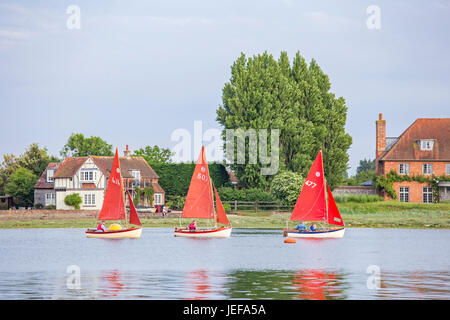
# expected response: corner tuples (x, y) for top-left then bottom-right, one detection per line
(309, 223), (317, 232)
(96, 221), (107, 232)
(296, 221), (307, 231)
(188, 220), (197, 232)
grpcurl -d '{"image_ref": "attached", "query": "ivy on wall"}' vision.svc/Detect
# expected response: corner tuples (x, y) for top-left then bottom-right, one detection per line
(375, 170), (450, 203)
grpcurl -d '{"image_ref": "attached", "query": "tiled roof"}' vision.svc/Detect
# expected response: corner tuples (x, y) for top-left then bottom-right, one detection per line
(53, 156), (159, 179)
(34, 162), (60, 189)
(152, 182), (165, 193)
(380, 118), (450, 161)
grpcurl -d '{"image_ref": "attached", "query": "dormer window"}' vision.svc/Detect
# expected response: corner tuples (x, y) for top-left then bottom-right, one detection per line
(419, 139), (434, 151)
(47, 169), (54, 182)
(131, 170), (140, 180)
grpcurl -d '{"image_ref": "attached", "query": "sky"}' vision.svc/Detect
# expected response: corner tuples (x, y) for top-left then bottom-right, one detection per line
(0, 0), (449, 175)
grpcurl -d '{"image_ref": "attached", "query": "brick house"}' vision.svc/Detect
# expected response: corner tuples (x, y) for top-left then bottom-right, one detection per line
(34, 162), (60, 207)
(375, 114), (450, 202)
(39, 146), (165, 210)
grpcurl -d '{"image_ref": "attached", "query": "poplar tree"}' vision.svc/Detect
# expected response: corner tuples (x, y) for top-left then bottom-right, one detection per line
(216, 51), (352, 189)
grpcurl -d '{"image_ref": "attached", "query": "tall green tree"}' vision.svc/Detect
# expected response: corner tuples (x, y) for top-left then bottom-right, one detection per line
(133, 145), (173, 165)
(216, 51), (352, 189)
(18, 143), (59, 176)
(5, 167), (37, 207)
(0, 154), (20, 195)
(356, 158), (375, 174)
(60, 133), (113, 157)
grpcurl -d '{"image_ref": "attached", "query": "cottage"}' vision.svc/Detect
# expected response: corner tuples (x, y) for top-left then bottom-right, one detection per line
(34, 162), (60, 207)
(43, 146), (165, 210)
(375, 114), (450, 202)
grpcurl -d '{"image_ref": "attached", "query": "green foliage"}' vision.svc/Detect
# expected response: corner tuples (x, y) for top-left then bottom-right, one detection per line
(216, 51), (352, 189)
(0, 144), (58, 196)
(4, 167), (37, 207)
(333, 194), (384, 203)
(60, 133), (113, 157)
(134, 186), (155, 206)
(44, 205), (56, 210)
(222, 203), (231, 213)
(151, 162), (230, 196)
(133, 145), (173, 165)
(35, 203), (44, 209)
(357, 159), (375, 174)
(270, 171), (304, 205)
(165, 195), (186, 210)
(217, 187), (276, 202)
(64, 193), (82, 210)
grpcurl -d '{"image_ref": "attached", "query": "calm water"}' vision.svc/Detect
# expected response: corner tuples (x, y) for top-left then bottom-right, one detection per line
(0, 228), (449, 299)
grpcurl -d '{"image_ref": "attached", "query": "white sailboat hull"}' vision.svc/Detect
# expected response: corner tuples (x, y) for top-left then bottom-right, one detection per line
(86, 227), (142, 239)
(174, 226), (232, 238)
(284, 227), (345, 239)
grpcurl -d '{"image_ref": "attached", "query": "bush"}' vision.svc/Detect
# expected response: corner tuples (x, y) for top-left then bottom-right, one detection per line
(217, 187), (276, 202)
(334, 194), (384, 203)
(44, 204), (56, 210)
(222, 203), (231, 213)
(64, 193), (82, 210)
(35, 203), (44, 209)
(270, 171), (304, 205)
(0, 202), (8, 210)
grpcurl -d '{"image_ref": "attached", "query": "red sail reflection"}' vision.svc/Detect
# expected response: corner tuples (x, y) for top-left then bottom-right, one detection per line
(185, 269), (211, 300)
(291, 270), (339, 300)
(103, 270), (125, 298)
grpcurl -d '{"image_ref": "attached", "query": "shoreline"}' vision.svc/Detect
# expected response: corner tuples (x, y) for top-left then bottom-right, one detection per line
(0, 212), (448, 229)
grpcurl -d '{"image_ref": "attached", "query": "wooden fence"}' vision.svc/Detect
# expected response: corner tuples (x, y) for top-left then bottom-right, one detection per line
(221, 201), (294, 213)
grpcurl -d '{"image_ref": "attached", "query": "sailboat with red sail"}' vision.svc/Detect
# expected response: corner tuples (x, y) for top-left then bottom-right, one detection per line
(174, 146), (232, 238)
(85, 148), (142, 239)
(283, 149), (345, 239)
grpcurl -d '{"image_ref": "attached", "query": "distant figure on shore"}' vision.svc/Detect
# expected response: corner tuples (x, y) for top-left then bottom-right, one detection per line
(309, 223), (317, 232)
(296, 221), (307, 231)
(96, 221), (107, 232)
(188, 220), (197, 231)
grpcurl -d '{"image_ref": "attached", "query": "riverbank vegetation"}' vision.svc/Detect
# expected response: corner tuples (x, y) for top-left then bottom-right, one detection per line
(1, 201), (448, 229)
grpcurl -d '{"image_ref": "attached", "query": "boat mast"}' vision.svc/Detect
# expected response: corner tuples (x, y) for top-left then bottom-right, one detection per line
(119, 157), (128, 229)
(320, 148), (328, 229)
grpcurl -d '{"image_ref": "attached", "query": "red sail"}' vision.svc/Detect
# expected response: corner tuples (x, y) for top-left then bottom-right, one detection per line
(214, 185), (230, 226)
(181, 146), (214, 220)
(98, 148), (126, 221)
(327, 184), (344, 227)
(127, 190), (141, 226)
(290, 151), (327, 222)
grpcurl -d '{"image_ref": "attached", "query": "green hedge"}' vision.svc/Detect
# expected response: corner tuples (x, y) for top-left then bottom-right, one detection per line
(151, 162), (231, 196)
(217, 187), (277, 202)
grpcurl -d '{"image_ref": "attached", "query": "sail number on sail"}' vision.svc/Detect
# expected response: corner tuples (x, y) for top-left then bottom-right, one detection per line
(304, 179), (317, 188)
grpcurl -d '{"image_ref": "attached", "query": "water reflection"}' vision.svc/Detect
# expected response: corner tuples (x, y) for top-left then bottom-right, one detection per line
(185, 270), (211, 300)
(291, 270), (347, 300)
(103, 270), (125, 298)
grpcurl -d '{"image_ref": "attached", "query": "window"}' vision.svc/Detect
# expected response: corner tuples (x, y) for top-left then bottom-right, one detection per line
(420, 140), (434, 151)
(399, 163), (409, 175)
(47, 170), (54, 182)
(423, 187), (433, 203)
(399, 187), (409, 202)
(80, 170), (96, 182)
(446, 164), (450, 175)
(422, 163), (433, 175)
(45, 193), (56, 206)
(84, 194), (96, 206)
(154, 194), (162, 205)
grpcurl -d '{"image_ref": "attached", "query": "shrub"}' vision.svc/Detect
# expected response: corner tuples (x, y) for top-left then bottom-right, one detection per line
(270, 171), (304, 205)
(217, 187), (276, 202)
(35, 203), (44, 209)
(64, 193), (82, 210)
(44, 204), (56, 210)
(222, 203), (231, 213)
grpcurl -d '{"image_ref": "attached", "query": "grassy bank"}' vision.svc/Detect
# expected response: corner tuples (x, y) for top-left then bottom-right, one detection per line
(0, 201), (449, 229)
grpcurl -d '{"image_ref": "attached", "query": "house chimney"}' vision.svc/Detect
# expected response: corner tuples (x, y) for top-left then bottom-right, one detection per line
(124, 145), (131, 158)
(375, 113), (386, 173)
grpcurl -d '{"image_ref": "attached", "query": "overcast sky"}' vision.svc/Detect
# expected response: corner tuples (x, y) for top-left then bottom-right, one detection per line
(1, 0), (449, 175)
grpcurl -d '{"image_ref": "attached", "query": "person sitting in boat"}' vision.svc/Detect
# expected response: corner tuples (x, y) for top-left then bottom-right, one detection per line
(309, 223), (317, 232)
(296, 221), (307, 231)
(96, 221), (107, 232)
(188, 220), (197, 231)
